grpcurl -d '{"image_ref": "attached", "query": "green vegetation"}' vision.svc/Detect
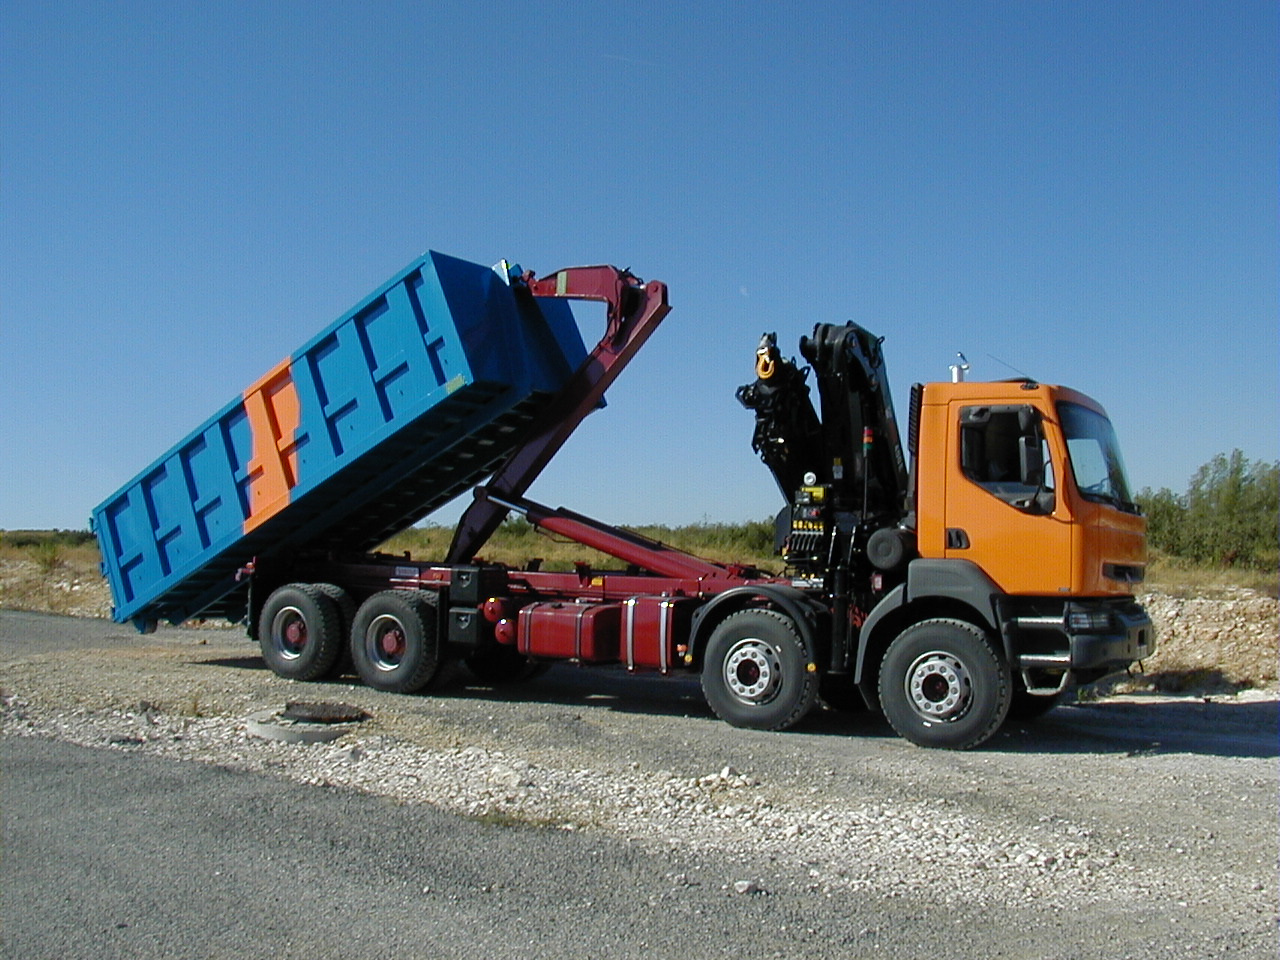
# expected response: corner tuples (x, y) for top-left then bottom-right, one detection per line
(31, 541), (64, 574)
(0, 529), (96, 549)
(3, 449), (1275, 606)
(1137, 451), (1279, 574)
(1143, 554), (1277, 599)
(0, 529), (106, 616)
(378, 450), (1280, 584)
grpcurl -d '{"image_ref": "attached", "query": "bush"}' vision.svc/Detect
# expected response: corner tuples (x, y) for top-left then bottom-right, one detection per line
(32, 541), (64, 574)
(1138, 451), (1279, 571)
(0, 529), (95, 549)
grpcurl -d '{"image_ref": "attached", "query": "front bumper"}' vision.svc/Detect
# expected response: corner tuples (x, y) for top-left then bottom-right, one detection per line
(1067, 603), (1155, 670)
(1005, 598), (1155, 688)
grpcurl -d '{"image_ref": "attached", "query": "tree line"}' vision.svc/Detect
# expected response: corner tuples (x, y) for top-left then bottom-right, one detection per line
(1137, 450), (1278, 571)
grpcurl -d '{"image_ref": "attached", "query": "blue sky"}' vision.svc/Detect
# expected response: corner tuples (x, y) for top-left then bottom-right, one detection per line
(2, 1), (1276, 531)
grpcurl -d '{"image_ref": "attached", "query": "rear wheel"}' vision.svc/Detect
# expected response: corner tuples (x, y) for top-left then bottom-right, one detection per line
(878, 618), (1010, 749)
(701, 609), (818, 731)
(313, 583), (356, 637)
(258, 584), (343, 681)
(350, 590), (440, 693)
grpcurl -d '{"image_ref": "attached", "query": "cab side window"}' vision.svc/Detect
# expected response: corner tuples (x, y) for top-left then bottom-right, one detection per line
(960, 405), (1053, 510)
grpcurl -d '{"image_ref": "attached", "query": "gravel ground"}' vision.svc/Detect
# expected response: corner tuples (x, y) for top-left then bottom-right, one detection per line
(1, 609), (1276, 957)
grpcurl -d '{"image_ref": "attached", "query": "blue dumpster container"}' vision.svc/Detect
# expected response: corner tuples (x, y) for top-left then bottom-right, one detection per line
(92, 252), (586, 630)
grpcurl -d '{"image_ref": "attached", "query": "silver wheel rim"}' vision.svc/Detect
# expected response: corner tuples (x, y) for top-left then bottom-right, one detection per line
(270, 605), (308, 661)
(905, 650), (972, 721)
(364, 614), (408, 672)
(723, 638), (782, 705)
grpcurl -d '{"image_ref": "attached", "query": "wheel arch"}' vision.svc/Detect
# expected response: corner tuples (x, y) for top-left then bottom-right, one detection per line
(853, 560), (1005, 704)
(687, 585), (828, 669)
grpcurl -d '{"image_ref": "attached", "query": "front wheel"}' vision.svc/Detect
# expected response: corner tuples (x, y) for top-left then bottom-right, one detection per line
(701, 609), (818, 731)
(878, 618), (1010, 749)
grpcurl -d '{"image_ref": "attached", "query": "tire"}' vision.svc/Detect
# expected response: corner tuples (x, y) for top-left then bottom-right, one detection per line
(313, 583), (357, 677)
(258, 583), (344, 682)
(350, 590), (440, 694)
(878, 618), (1010, 749)
(314, 583), (360, 680)
(313, 583), (356, 636)
(701, 609), (818, 731)
(464, 645), (548, 685)
(819, 673), (869, 713)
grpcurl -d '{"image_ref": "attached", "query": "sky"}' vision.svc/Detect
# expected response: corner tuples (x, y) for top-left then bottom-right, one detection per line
(2, 0), (1276, 532)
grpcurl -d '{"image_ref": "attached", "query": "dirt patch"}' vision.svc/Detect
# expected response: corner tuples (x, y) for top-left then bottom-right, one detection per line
(1127, 589), (1277, 692)
(0, 556), (112, 619)
(2, 611), (1276, 960)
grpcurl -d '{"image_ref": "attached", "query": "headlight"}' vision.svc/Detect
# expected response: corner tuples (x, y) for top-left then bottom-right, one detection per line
(1066, 609), (1115, 633)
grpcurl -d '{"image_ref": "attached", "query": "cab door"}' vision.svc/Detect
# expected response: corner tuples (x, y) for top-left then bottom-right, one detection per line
(941, 400), (1073, 595)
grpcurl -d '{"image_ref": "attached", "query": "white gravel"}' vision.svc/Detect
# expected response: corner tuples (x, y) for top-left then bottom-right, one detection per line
(1, 687), (1266, 914)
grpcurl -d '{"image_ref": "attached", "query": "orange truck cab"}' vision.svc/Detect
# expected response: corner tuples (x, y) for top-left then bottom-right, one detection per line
(900, 379), (1154, 696)
(742, 324), (1155, 748)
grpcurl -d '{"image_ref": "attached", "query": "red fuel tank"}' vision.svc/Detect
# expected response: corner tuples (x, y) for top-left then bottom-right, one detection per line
(623, 596), (697, 673)
(517, 601), (622, 663)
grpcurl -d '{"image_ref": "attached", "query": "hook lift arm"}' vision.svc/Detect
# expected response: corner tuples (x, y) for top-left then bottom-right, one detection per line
(446, 266), (671, 564)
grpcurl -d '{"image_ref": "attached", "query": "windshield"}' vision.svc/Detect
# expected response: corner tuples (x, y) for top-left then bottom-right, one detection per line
(1057, 402), (1137, 511)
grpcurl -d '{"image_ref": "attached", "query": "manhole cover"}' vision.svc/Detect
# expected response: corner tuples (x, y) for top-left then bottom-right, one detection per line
(281, 701), (368, 724)
(246, 702), (369, 744)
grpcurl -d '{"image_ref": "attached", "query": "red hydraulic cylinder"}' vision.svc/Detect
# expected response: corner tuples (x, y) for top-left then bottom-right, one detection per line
(478, 490), (746, 582)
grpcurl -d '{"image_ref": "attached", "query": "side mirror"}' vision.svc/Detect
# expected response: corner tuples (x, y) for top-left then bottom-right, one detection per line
(1019, 434), (1043, 488)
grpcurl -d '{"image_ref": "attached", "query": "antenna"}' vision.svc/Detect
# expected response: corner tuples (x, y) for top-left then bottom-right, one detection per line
(949, 352), (970, 383)
(986, 353), (1035, 381)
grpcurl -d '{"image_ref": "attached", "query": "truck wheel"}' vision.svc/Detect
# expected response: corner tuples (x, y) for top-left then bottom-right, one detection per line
(313, 583), (356, 636)
(350, 590), (440, 693)
(701, 609), (818, 731)
(258, 584), (344, 682)
(878, 618), (1010, 749)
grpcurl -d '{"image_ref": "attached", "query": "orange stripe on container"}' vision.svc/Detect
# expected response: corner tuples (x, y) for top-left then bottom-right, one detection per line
(242, 357), (302, 534)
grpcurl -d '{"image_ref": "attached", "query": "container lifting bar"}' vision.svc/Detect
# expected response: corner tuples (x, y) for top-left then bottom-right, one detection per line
(447, 266), (671, 564)
(478, 489), (749, 582)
